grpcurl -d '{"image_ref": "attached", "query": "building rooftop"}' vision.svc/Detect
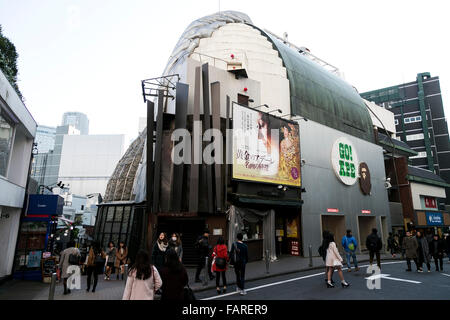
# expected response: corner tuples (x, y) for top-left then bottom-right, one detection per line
(407, 166), (450, 188)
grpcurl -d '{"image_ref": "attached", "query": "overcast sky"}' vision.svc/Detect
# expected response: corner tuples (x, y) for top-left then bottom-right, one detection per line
(1, 0), (449, 148)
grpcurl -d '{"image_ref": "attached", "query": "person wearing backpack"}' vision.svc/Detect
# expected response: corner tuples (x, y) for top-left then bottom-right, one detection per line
(366, 228), (382, 270)
(230, 233), (249, 295)
(59, 240), (80, 295)
(342, 230), (359, 272)
(212, 236), (229, 295)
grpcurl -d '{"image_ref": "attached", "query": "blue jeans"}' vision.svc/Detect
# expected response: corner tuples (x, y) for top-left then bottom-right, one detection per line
(345, 251), (358, 268)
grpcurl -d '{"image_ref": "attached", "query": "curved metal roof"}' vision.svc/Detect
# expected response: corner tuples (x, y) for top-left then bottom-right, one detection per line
(251, 26), (375, 142)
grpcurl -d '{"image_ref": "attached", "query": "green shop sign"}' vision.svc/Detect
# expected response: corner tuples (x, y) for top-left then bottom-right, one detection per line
(331, 137), (359, 186)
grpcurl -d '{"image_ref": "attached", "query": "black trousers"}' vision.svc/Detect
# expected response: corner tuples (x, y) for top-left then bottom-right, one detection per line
(234, 264), (246, 290)
(406, 258), (419, 270)
(369, 250), (381, 269)
(433, 255), (444, 271)
(215, 271), (227, 287)
(195, 257), (213, 280)
(418, 256), (431, 271)
(86, 266), (99, 290)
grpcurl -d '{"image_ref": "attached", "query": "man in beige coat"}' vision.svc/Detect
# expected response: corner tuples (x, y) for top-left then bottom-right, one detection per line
(59, 241), (80, 295)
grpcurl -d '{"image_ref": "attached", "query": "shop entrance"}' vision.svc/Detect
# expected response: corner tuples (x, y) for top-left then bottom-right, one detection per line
(321, 215), (346, 252)
(275, 210), (302, 257)
(156, 217), (205, 266)
(358, 216), (377, 251)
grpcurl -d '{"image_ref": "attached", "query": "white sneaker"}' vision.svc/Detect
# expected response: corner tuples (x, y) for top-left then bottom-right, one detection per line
(236, 288), (240, 293)
(240, 290), (247, 295)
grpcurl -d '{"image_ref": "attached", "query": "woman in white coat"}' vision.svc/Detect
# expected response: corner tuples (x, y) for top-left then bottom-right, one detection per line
(325, 233), (350, 288)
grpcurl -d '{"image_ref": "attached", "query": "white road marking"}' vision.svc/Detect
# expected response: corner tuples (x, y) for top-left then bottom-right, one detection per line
(365, 273), (421, 284)
(202, 261), (405, 300)
(441, 273), (450, 277)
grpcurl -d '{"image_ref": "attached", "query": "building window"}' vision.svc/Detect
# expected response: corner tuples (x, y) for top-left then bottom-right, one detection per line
(410, 151), (427, 159)
(404, 116), (422, 124)
(0, 111), (15, 177)
(243, 219), (263, 240)
(406, 133), (424, 141)
(394, 119), (399, 125)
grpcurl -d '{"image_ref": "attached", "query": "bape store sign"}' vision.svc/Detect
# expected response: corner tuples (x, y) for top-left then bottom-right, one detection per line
(331, 137), (359, 186)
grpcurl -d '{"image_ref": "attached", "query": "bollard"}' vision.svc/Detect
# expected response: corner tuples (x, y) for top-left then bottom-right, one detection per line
(124, 264), (128, 282)
(308, 244), (313, 267)
(48, 272), (57, 300)
(203, 257), (209, 286)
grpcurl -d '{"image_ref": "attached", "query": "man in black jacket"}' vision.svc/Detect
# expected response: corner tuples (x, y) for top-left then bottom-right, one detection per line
(194, 229), (215, 282)
(366, 228), (383, 270)
(429, 234), (446, 271)
(230, 233), (249, 295)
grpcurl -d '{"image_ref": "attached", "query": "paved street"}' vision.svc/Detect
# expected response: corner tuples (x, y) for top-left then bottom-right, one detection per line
(197, 261), (450, 300)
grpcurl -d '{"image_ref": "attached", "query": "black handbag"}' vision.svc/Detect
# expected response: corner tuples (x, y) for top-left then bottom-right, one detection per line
(183, 284), (196, 301)
(215, 257), (226, 269)
(68, 254), (80, 265)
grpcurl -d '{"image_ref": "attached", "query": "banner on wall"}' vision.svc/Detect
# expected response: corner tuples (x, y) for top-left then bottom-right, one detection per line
(232, 103), (301, 187)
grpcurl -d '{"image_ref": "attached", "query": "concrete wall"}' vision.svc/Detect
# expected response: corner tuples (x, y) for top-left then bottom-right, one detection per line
(0, 207), (21, 279)
(410, 182), (446, 210)
(364, 99), (396, 135)
(299, 119), (391, 255)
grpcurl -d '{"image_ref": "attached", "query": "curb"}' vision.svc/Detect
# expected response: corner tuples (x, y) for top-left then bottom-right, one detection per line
(190, 257), (400, 293)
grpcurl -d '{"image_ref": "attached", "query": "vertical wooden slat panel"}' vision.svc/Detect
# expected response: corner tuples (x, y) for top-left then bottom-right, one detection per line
(224, 95), (230, 210)
(171, 82), (189, 212)
(145, 101), (154, 250)
(202, 63), (214, 213)
(152, 90), (164, 214)
(211, 81), (222, 212)
(189, 67), (201, 213)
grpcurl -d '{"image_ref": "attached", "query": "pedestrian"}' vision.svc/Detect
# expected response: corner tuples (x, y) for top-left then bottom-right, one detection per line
(194, 229), (215, 282)
(230, 233), (249, 295)
(403, 230), (420, 272)
(152, 232), (168, 273)
(122, 249), (162, 300)
(387, 232), (397, 258)
(86, 242), (105, 292)
(159, 248), (189, 301)
(212, 236), (229, 294)
(429, 234), (445, 272)
(366, 228), (382, 270)
(445, 234), (450, 262)
(324, 232), (350, 288)
(319, 231), (334, 284)
(105, 241), (116, 280)
(341, 230), (359, 272)
(399, 231), (406, 259)
(58, 240), (80, 295)
(168, 233), (183, 262)
(416, 231), (431, 272)
(115, 241), (128, 280)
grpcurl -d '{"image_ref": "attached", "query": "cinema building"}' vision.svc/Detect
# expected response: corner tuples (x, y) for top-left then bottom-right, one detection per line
(95, 11), (391, 264)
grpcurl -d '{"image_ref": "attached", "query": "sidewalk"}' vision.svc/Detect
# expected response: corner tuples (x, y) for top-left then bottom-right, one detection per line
(0, 253), (400, 300)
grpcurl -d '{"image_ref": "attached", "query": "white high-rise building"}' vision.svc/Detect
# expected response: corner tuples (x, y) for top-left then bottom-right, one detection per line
(62, 112), (89, 135)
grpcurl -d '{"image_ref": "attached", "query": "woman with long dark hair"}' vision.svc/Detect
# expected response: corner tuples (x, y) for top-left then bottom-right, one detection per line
(122, 250), (162, 300)
(86, 242), (105, 292)
(160, 248), (189, 300)
(168, 233), (183, 262)
(152, 232), (168, 273)
(324, 232), (349, 288)
(212, 236), (229, 294)
(115, 241), (128, 280)
(105, 241), (116, 281)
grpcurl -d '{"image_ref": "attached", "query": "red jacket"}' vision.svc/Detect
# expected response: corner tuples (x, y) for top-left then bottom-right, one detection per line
(212, 244), (229, 272)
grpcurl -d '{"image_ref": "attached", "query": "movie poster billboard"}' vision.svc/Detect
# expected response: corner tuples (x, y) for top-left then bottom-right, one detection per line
(232, 103), (301, 187)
